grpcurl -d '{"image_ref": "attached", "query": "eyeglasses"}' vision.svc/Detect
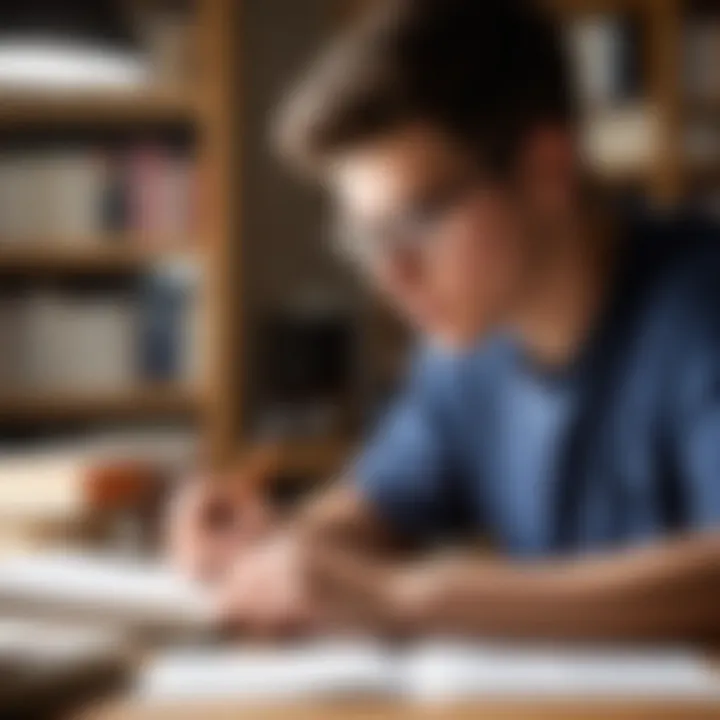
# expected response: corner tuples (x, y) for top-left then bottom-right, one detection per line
(332, 171), (482, 269)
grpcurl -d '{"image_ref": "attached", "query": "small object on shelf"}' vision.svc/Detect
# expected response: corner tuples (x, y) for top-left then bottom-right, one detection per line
(0, 0), (149, 93)
(565, 14), (644, 111)
(582, 104), (659, 179)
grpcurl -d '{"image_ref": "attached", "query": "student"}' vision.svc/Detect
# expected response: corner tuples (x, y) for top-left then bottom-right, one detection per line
(170, 0), (720, 640)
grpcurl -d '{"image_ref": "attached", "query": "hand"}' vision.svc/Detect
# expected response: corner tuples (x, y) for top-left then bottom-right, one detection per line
(166, 449), (278, 583)
(214, 532), (438, 638)
(215, 532), (315, 638)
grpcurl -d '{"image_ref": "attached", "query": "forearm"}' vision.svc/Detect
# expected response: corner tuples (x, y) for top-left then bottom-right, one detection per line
(409, 532), (720, 641)
(293, 481), (404, 556)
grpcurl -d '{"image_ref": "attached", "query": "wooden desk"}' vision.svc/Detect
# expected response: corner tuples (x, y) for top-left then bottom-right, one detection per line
(87, 649), (720, 720)
(93, 696), (720, 720)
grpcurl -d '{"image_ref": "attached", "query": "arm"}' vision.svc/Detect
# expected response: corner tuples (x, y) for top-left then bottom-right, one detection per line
(293, 481), (407, 555)
(292, 347), (459, 555)
(310, 531), (720, 642)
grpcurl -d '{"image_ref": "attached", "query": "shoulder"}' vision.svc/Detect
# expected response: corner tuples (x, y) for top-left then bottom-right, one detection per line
(630, 211), (720, 299)
(627, 212), (719, 324)
(628, 212), (720, 393)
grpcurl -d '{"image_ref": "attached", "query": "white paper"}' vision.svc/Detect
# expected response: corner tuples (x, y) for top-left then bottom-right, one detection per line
(138, 641), (720, 705)
(0, 552), (213, 631)
(139, 641), (398, 703)
(403, 642), (720, 702)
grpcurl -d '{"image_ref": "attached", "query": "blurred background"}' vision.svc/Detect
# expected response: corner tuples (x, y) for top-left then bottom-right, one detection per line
(0, 0), (719, 715)
(0, 0), (719, 578)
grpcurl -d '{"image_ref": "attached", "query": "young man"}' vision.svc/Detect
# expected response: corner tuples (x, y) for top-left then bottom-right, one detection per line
(170, 0), (720, 640)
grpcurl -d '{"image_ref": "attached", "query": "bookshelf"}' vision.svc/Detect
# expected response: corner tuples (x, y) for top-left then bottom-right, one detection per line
(3, 0), (718, 485)
(0, 90), (198, 127)
(0, 244), (199, 273)
(0, 1), (239, 471)
(0, 386), (199, 423)
(548, 0), (720, 208)
(342, 0), (720, 208)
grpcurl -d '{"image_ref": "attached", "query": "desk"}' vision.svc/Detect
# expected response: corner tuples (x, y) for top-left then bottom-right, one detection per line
(91, 698), (720, 720)
(87, 648), (720, 720)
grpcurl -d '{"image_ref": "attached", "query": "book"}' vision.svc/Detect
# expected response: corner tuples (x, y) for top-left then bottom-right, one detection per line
(566, 16), (644, 111)
(139, 641), (720, 705)
(0, 145), (197, 243)
(138, 262), (200, 384)
(0, 552), (213, 637)
(16, 291), (138, 394)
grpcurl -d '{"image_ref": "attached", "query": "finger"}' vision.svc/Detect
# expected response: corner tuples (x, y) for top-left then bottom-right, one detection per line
(311, 545), (388, 603)
(308, 546), (408, 632)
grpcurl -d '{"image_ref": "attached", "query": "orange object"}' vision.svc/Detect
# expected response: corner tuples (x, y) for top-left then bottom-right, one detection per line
(84, 462), (160, 513)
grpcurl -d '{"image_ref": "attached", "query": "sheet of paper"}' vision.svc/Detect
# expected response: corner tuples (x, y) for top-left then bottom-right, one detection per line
(138, 641), (720, 705)
(0, 552), (213, 633)
(403, 642), (720, 702)
(139, 641), (399, 703)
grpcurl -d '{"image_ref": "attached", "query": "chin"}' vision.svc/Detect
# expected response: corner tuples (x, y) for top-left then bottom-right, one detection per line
(429, 327), (482, 354)
(428, 314), (498, 353)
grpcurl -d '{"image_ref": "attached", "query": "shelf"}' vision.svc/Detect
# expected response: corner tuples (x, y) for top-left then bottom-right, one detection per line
(0, 243), (200, 274)
(0, 89), (199, 128)
(546, 0), (656, 13)
(0, 387), (202, 423)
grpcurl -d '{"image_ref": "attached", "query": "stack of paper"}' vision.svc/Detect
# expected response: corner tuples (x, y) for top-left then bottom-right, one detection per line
(0, 552), (213, 636)
(140, 641), (399, 703)
(403, 642), (720, 702)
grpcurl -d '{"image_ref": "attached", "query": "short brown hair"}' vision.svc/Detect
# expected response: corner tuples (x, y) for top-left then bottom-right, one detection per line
(275, 0), (573, 176)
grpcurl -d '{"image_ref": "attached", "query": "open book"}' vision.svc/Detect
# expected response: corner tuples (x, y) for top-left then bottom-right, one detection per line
(2, 553), (718, 705)
(0, 552), (213, 637)
(139, 640), (720, 705)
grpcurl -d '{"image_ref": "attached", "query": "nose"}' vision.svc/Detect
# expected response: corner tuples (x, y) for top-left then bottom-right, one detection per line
(379, 244), (423, 291)
(377, 246), (429, 309)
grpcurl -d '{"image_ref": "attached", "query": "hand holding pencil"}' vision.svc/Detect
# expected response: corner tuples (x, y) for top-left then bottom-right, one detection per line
(166, 446), (280, 584)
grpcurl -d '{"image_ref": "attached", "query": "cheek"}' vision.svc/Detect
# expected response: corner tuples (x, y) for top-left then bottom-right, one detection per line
(370, 206), (526, 343)
(436, 211), (519, 307)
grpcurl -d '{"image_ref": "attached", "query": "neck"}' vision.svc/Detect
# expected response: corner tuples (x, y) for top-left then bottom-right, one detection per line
(511, 199), (617, 369)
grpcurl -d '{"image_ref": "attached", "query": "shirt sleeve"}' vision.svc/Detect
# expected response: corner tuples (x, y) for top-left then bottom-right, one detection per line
(671, 268), (720, 530)
(673, 352), (720, 529)
(352, 350), (459, 540)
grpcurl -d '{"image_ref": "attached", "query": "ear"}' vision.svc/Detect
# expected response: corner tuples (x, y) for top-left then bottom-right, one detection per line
(516, 126), (577, 215)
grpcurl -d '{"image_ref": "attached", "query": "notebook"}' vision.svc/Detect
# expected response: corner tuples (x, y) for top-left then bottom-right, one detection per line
(139, 640), (720, 705)
(0, 552), (213, 637)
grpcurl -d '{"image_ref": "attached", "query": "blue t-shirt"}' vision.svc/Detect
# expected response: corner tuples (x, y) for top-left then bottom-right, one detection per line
(354, 213), (720, 557)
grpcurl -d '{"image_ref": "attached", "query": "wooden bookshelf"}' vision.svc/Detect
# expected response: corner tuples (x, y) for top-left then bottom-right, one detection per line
(3, 0), (715, 483)
(0, 0), (241, 471)
(0, 244), (200, 274)
(549, 0), (692, 207)
(0, 386), (200, 423)
(0, 89), (199, 127)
